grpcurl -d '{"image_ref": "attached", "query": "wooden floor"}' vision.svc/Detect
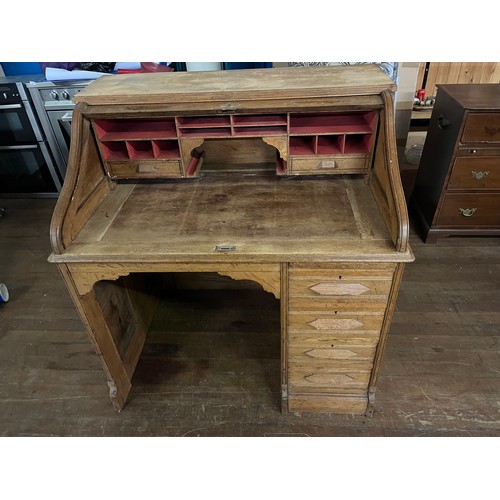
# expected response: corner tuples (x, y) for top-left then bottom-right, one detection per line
(1, 181), (499, 437)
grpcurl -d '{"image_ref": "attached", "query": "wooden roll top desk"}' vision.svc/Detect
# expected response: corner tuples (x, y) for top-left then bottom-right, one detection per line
(49, 65), (414, 414)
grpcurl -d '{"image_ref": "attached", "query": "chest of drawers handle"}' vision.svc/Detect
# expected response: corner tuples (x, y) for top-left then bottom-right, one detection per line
(438, 115), (451, 130)
(471, 170), (490, 180)
(459, 207), (477, 217)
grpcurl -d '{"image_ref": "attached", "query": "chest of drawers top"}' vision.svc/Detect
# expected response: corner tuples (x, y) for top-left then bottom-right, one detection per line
(437, 84), (500, 110)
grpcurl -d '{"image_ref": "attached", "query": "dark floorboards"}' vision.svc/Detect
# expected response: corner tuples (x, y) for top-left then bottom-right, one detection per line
(0, 184), (499, 437)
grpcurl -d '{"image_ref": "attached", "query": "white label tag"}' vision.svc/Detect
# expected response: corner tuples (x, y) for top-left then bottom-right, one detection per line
(321, 160), (337, 169)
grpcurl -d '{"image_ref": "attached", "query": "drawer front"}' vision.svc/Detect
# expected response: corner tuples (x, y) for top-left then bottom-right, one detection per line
(289, 267), (393, 312)
(289, 330), (380, 348)
(437, 193), (500, 226)
(289, 311), (386, 333)
(462, 113), (500, 143)
(289, 275), (392, 300)
(289, 155), (368, 174)
(289, 344), (377, 363)
(448, 156), (500, 190)
(108, 160), (182, 179)
(288, 364), (372, 393)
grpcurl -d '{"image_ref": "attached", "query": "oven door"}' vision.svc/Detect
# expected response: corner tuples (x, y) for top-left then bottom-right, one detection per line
(47, 110), (72, 166)
(0, 103), (41, 146)
(0, 143), (61, 196)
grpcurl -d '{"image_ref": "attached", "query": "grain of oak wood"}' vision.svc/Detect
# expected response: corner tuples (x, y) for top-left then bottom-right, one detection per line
(0, 195), (499, 435)
(48, 65), (413, 413)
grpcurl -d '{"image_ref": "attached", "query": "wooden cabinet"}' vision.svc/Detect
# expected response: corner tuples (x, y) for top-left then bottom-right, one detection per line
(410, 84), (500, 243)
(48, 65), (413, 415)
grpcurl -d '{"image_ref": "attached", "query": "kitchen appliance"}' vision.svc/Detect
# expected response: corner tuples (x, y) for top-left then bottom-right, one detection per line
(0, 77), (61, 197)
(27, 80), (92, 180)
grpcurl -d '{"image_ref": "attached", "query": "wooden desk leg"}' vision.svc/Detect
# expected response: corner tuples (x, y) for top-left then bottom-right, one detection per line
(58, 264), (132, 411)
(280, 263), (289, 413)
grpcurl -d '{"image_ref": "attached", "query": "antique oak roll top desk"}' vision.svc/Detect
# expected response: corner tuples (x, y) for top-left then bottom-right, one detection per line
(48, 65), (414, 414)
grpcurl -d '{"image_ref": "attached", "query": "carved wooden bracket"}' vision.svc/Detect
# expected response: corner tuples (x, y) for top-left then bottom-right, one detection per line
(262, 136), (288, 161)
(68, 265), (281, 298)
(71, 270), (131, 295)
(216, 271), (281, 299)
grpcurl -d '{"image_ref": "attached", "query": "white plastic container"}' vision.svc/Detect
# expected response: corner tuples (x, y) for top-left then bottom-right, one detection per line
(0, 283), (9, 303)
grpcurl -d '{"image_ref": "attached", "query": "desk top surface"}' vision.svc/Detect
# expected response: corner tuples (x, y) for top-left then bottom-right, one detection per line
(50, 174), (413, 264)
(74, 65), (396, 106)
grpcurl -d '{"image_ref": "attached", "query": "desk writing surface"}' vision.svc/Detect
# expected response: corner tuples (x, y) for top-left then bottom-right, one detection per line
(53, 173), (409, 263)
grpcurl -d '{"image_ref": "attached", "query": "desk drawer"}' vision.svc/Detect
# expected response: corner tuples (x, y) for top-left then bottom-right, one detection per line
(289, 344), (377, 363)
(462, 113), (500, 143)
(107, 160), (182, 179)
(448, 156), (500, 190)
(289, 155), (368, 174)
(288, 364), (372, 393)
(288, 267), (390, 317)
(437, 193), (500, 226)
(289, 275), (392, 299)
(289, 329), (380, 347)
(289, 267), (393, 304)
(289, 311), (385, 333)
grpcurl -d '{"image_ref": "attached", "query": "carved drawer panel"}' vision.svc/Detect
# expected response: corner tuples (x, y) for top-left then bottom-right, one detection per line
(289, 344), (377, 363)
(289, 276), (392, 299)
(288, 311), (385, 333)
(289, 267), (393, 299)
(288, 363), (372, 393)
(288, 330), (380, 348)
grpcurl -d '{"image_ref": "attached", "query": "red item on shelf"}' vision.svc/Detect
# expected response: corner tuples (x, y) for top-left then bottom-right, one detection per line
(417, 89), (426, 101)
(117, 63), (173, 74)
(140, 62), (172, 72)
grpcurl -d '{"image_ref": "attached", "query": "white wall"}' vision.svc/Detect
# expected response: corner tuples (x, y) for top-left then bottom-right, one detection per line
(394, 63), (420, 148)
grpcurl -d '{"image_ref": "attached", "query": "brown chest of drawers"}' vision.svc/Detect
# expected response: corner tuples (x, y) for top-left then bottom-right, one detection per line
(410, 84), (500, 243)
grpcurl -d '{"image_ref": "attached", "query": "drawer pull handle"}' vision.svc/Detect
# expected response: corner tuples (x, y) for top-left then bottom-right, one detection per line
(459, 208), (477, 217)
(469, 149), (477, 154)
(438, 115), (450, 130)
(471, 171), (489, 180)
